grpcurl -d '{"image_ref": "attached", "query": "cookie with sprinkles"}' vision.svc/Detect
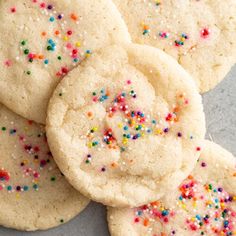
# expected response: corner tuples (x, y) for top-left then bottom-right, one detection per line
(0, 0), (130, 124)
(108, 140), (236, 236)
(46, 44), (205, 207)
(113, 0), (236, 93)
(0, 104), (89, 231)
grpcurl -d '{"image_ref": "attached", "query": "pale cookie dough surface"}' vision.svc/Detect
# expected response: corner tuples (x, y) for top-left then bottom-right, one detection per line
(46, 43), (205, 207)
(113, 0), (236, 93)
(0, 104), (89, 231)
(108, 141), (236, 236)
(0, 0), (130, 124)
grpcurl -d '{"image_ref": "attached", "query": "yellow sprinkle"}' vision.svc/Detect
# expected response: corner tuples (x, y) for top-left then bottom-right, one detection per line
(88, 143), (92, 148)
(118, 123), (122, 128)
(63, 36), (68, 41)
(122, 138), (128, 145)
(155, 129), (162, 135)
(92, 127), (98, 132)
(75, 42), (81, 47)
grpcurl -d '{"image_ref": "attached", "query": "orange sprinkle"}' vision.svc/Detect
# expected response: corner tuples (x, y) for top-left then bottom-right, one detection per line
(55, 30), (60, 36)
(111, 162), (117, 168)
(173, 106), (180, 113)
(41, 31), (47, 37)
(87, 112), (92, 117)
(151, 201), (159, 206)
(174, 117), (179, 122)
(38, 55), (44, 60)
(188, 175), (194, 180)
(143, 218), (149, 227)
(143, 25), (149, 30)
(233, 173), (236, 177)
(70, 13), (78, 21)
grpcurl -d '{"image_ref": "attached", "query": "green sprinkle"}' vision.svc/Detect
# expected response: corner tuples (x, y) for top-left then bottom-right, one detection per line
(51, 177), (56, 182)
(26, 71), (31, 75)
(60, 219), (64, 223)
(21, 40), (26, 46)
(33, 184), (38, 190)
(57, 56), (62, 60)
(1, 127), (6, 131)
(24, 49), (29, 55)
(7, 186), (12, 191)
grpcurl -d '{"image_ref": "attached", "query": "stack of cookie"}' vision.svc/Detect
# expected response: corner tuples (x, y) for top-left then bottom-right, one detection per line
(0, 0), (235, 235)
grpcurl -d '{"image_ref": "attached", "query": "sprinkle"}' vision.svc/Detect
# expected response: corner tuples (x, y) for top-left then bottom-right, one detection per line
(196, 147), (201, 151)
(51, 177), (56, 181)
(0, 170), (10, 182)
(10, 7), (16, 13)
(142, 25), (150, 35)
(201, 28), (210, 39)
(70, 13), (78, 21)
(201, 162), (207, 167)
(49, 16), (55, 22)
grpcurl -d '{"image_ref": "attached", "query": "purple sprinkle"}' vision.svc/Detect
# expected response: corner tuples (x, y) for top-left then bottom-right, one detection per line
(47, 5), (53, 10)
(218, 187), (223, 192)
(177, 132), (182, 137)
(164, 128), (169, 133)
(201, 162), (207, 167)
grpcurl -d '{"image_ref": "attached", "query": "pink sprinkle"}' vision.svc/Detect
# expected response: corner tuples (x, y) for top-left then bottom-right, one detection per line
(66, 43), (72, 49)
(231, 212), (236, 217)
(40, 2), (46, 8)
(127, 80), (131, 85)
(4, 60), (12, 67)
(93, 97), (98, 102)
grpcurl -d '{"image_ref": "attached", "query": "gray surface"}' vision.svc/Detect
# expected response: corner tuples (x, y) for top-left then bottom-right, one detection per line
(0, 66), (235, 236)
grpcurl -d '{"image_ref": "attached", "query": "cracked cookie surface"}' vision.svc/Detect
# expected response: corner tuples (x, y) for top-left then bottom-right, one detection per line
(46, 44), (205, 207)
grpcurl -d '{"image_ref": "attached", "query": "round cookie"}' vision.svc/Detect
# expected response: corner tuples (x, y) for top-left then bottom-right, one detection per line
(46, 43), (205, 207)
(0, 0), (130, 124)
(0, 104), (89, 231)
(113, 0), (236, 93)
(108, 141), (236, 236)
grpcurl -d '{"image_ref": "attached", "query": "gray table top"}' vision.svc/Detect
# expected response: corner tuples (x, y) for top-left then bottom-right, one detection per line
(0, 65), (235, 236)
